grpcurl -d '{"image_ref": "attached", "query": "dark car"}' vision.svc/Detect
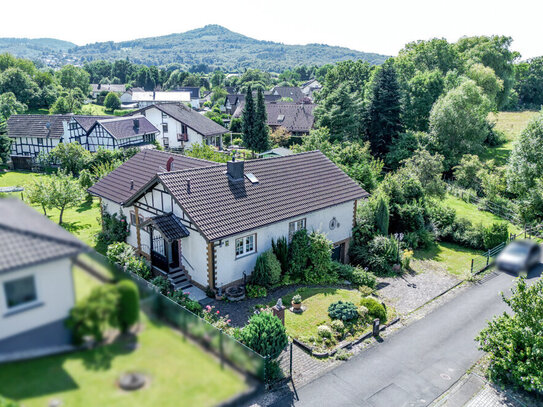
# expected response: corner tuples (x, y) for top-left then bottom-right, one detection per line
(496, 240), (541, 274)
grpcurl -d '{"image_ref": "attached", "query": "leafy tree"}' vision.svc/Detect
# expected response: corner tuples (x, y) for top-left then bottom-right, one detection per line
(0, 92), (27, 120)
(0, 134), (11, 164)
(317, 60), (374, 101)
(185, 142), (229, 163)
(0, 67), (39, 106)
(57, 64), (90, 94)
(304, 232), (334, 284)
(25, 177), (52, 216)
(515, 57), (543, 109)
(466, 63), (504, 108)
(507, 112), (543, 196)
(211, 86), (227, 105)
(385, 131), (427, 169)
(269, 126), (291, 147)
(374, 194), (389, 235)
(116, 280), (140, 333)
(240, 311), (288, 357)
(241, 85), (256, 149)
(49, 170), (86, 224)
(477, 277), (543, 392)
(455, 36), (519, 109)
(400, 148), (446, 197)
(363, 61), (403, 157)
(50, 88), (85, 114)
(429, 79), (492, 170)
(48, 142), (91, 175)
(210, 70), (225, 88)
(104, 92), (121, 111)
(253, 88), (270, 153)
(402, 70), (444, 132)
(453, 154), (485, 192)
(229, 117), (243, 133)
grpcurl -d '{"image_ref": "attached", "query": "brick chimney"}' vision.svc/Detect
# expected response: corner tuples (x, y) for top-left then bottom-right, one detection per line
(166, 156), (174, 172)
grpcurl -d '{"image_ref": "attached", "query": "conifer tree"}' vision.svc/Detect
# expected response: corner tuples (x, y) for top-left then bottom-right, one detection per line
(241, 85), (255, 149)
(253, 88), (270, 152)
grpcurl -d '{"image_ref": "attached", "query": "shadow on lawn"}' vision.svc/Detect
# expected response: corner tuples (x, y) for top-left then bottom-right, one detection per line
(0, 336), (137, 400)
(61, 220), (92, 234)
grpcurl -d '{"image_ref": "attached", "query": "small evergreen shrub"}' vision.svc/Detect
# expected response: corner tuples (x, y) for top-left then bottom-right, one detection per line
(116, 280), (140, 333)
(360, 297), (387, 323)
(317, 325), (333, 338)
(357, 305), (369, 318)
(240, 312), (288, 357)
(358, 285), (374, 297)
(246, 284), (267, 298)
(304, 232), (334, 284)
(328, 301), (359, 321)
(352, 267), (377, 288)
(251, 250), (281, 288)
(335, 348), (351, 361)
(271, 236), (289, 275)
(288, 229), (310, 280)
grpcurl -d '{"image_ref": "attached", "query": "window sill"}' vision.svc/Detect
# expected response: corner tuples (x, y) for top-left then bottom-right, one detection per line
(235, 251), (256, 260)
(3, 301), (44, 317)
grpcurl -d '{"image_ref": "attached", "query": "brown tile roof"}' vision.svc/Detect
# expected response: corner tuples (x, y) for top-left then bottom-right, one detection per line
(72, 115), (115, 132)
(156, 151), (368, 241)
(272, 86), (305, 102)
(128, 103), (228, 137)
(7, 114), (72, 139)
(0, 198), (88, 274)
(88, 149), (214, 205)
(90, 115), (159, 140)
(233, 102), (316, 133)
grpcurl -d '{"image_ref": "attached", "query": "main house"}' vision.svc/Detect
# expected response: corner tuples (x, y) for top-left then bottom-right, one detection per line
(0, 198), (88, 359)
(89, 150), (367, 293)
(7, 114), (159, 169)
(128, 103), (229, 150)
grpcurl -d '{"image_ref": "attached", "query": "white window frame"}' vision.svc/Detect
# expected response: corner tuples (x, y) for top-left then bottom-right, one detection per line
(235, 234), (256, 258)
(3, 275), (39, 311)
(289, 218), (306, 241)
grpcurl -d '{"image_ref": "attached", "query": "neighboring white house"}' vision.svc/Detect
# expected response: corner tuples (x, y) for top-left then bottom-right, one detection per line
(300, 78), (322, 99)
(120, 91), (191, 108)
(89, 150), (368, 293)
(128, 103), (229, 150)
(90, 84), (126, 99)
(0, 199), (88, 358)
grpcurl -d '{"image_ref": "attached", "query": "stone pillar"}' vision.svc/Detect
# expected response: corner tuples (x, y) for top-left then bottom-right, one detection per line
(272, 298), (286, 326)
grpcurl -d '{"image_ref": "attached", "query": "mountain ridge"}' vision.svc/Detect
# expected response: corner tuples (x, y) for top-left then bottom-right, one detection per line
(0, 25), (389, 71)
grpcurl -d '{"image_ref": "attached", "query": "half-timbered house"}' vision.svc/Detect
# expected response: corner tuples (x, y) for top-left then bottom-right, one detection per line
(85, 116), (159, 152)
(89, 150), (368, 295)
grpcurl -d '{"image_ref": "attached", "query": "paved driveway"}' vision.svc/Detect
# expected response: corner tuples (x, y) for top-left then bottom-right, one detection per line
(272, 267), (541, 407)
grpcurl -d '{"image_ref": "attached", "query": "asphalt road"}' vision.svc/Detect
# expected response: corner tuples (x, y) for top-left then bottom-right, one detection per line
(273, 267), (541, 407)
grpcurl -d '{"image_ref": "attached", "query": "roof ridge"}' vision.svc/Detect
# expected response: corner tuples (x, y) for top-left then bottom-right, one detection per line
(0, 222), (87, 251)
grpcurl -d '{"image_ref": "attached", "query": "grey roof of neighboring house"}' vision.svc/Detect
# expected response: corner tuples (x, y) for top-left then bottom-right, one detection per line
(91, 84), (126, 93)
(142, 213), (189, 241)
(88, 149), (214, 205)
(155, 151), (368, 241)
(174, 87), (200, 99)
(129, 103), (228, 137)
(0, 198), (88, 274)
(233, 102), (316, 133)
(72, 115), (115, 132)
(90, 115), (159, 140)
(257, 147), (293, 157)
(7, 114), (72, 139)
(272, 86), (304, 102)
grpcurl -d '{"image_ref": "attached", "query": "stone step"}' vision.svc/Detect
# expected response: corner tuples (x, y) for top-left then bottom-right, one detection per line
(173, 281), (193, 290)
(169, 271), (186, 279)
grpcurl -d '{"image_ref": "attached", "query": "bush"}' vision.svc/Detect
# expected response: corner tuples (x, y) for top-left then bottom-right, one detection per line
(151, 276), (170, 295)
(351, 267), (377, 288)
(366, 235), (399, 275)
(357, 305), (369, 318)
(98, 210), (129, 245)
(0, 396), (19, 407)
(106, 242), (134, 268)
(116, 280), (140, 333)
(328, 301), (359, 321)
(251, 250), (281, 288)
(246, 284), (267, 298)
(240, 311), (288, 357)
(483, 222), (509, 250)
(168, 290), (203, 315)
(126, 257), (151, 280)
(288, 229), (310, 280)
(330, 319), (344, 333)
(232, 137), (243, 146)
(66, 285), (120, 345)
(317, 325), (333, 338)
(304, 232), (334, 284)
(271, 237), (289, 275)
(360, 297), (387, 323)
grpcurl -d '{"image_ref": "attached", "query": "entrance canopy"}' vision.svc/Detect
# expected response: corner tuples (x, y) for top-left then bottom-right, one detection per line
(141, 213), (189, 241)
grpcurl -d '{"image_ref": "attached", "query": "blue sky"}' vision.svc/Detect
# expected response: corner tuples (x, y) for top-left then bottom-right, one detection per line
(4, 0), (542, 59)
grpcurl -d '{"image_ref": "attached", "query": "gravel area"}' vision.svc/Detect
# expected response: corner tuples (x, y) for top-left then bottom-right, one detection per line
(376, 263), (460, 316)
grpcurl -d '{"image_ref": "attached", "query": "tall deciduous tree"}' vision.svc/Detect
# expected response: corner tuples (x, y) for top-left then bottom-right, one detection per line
(49, 170), (85, 224)
(363, 62), (403, 157)
(57, 65), (90, 94)
(429, 79), (491, 170)
(104, 92), (121, 111)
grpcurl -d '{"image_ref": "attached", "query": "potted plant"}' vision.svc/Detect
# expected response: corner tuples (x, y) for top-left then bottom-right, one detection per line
(292, 294), (302, 310)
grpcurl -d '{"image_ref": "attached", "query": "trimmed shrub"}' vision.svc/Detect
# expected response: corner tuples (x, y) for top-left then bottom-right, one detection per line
(317, 325), (333, 338)
(483, 222), (509, 250)
(271, 237), (289, 275)
(360, 297), (387, 323)
(240, 312), (288, 357)
(288, 229), (310, 280)
(251, 250), (281, 288)
(304, 232), (335, 284)
(328, 301), (359, 321)
(352, 267), (377, 288)
(246, 284), (267, 298)
(116, 280), (140, 333)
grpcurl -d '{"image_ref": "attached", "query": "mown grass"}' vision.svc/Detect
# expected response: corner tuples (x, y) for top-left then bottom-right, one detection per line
(413, 242), (480, 278)
(483, 111), (539, 165)
(0, 313), (248, 407)
(81, 103), (135, 117)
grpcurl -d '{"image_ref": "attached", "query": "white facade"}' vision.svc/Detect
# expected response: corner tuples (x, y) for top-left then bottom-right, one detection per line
(142, 107), (205, 150)
(10, 121), (69, 158)
(103, 185), (356, 289)
(0, 257), (75, 341)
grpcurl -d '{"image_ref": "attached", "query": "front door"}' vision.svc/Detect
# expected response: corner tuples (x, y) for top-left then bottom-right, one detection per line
(170, 241), (179, 268)
(151, 234), (168, 272)
(332, 243), (345, 263)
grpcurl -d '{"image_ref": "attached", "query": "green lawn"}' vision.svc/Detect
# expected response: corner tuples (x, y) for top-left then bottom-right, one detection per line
(412, 242), (480, 278)
(482, 111), (539, 165)
(0, 171), (103, 250)
(81, 103), (135, 117)
(0, 313), (247, 407)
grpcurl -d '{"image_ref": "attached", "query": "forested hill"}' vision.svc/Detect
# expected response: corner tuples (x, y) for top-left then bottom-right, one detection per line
(0, 38), (75, 63)
(0, 25), (389, 71)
